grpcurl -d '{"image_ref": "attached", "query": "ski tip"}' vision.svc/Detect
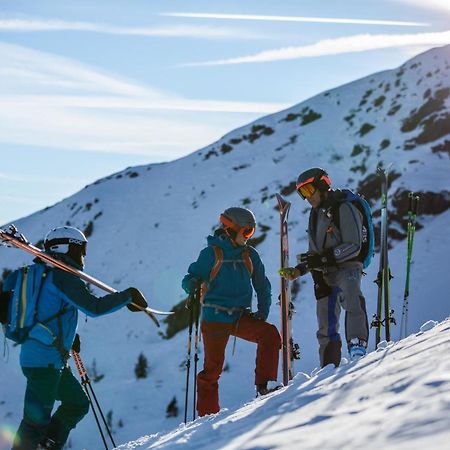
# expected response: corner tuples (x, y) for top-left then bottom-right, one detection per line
(276, 193), (291, 210)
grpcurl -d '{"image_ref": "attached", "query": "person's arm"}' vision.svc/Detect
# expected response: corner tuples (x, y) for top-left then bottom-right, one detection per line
(249, 248), (271, 320)
(181, 247), (215, 294)
(53, 270), (132, 317)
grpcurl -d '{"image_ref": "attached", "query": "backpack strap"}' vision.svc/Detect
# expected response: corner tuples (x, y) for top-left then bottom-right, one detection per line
(209, 246), (224, 282)
(242, 248), (253, 277)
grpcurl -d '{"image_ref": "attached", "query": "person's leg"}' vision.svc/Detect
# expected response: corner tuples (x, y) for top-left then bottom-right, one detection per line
(316, 287), (342, 367)
(196, 321), (232, 416)
(232, 314), (281, 385)
(43, 367), (90, 449)
(336, 266), (369, 346)
(12, 368), (61, 450)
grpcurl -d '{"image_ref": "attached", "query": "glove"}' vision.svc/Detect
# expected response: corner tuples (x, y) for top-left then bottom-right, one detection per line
(300, 249), (336, 270)
(278, 267), (300, 280)
(187, 277), (202, 294)
(126, 287), (148, 312)
(248, 311), (266, 321)
(71, 333), (80, 353)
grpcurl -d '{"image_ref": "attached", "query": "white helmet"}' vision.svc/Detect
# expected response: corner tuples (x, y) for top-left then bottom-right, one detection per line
(44, 226), (87, 255)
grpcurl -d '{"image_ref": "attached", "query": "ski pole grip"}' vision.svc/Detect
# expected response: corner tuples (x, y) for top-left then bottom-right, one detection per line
(413, 195), (420, 215)
(408, 192), (414, 213)
(72, 350), (88, 378)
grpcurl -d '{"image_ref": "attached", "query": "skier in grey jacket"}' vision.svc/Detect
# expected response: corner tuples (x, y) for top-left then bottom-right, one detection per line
(280, 168), (369, 367)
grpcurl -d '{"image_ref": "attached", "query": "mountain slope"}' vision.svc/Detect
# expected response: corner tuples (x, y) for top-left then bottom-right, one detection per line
(0, 45), (449, 450)
(118, 318), (450, 450)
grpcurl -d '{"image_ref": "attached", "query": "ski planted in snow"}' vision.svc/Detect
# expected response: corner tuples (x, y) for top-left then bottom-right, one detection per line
(0, 225), (173, 327)
(372, 167), (395, 347)
(276, 194), (300, 386)
(399, 192), (420, 340)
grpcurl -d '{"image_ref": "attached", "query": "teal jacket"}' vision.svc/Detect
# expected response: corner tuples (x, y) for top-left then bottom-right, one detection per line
(3, 255), (132, 369)
(182, 231), (272, 323)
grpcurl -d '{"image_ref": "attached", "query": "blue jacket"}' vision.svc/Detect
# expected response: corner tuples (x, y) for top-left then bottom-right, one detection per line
(3, 255), (131, 369)
(182, 232), (272, 323)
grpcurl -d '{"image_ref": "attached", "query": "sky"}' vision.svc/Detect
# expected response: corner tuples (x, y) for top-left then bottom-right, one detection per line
(0, 0), (449, 225)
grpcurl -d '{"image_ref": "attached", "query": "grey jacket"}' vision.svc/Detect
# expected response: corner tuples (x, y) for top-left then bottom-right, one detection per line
(307, 194), (363, 270)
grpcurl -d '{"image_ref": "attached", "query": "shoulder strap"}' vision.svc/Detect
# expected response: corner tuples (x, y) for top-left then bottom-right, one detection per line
(209, 246), (223, 282)
(242, 248), (253, 276)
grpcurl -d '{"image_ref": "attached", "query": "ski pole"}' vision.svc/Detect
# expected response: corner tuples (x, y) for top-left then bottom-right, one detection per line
(183, 291), (195, 424)
(72, 351), (116, 449)
(400, 193), (420, 339)
(192, 283), (201, 421)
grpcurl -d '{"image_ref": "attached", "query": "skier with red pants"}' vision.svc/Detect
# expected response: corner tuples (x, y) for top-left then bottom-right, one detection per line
(182, 207), (281, 416)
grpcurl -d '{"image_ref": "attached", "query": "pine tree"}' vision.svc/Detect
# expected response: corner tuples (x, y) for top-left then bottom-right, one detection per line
(135, 352), (148, 379)
(166, 396), (179, 418)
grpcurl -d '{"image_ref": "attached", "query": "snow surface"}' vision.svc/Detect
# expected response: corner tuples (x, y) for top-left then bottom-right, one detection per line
(0, 45), (449, 450)
(117, 317), (450, 450)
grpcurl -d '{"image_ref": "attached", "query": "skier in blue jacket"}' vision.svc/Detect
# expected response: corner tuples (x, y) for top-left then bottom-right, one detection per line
(3, 226), (147, 450)
(182, 207), (281, 416)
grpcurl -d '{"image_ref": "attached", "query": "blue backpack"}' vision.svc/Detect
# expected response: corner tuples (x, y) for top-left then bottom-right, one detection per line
(0, 264), (65, 345)
(331, 189), (375, 269)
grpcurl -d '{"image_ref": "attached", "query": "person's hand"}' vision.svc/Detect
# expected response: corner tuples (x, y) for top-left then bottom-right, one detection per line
(187, 277), (202, 294)
(299, 250), (336, 270)
(71, 333), (80, 353)
(278, 267), (300, 280)
(126, 287), (148, 312)
(248, 311), (266, 321)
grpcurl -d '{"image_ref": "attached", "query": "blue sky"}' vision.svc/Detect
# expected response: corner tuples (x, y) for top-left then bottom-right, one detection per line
(1, 0), (449, 224)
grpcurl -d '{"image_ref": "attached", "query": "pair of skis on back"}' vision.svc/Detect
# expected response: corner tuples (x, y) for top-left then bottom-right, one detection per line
(0, 225), (173, 328)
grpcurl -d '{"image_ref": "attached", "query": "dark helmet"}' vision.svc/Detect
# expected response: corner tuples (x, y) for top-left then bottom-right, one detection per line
(220, 207), (256, 239)
(296, 167), (331, 197)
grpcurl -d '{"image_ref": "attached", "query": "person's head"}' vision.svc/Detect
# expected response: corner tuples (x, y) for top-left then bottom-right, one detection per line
(296, 167), (331, 209)
(220, 207), (256, 246)
(44, 226), (87, 268)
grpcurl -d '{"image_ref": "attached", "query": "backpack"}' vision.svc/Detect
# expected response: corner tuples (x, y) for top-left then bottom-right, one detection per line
(330, 189), (375, 269)
(0, 264), (66, 345)
(200, 246), (254, 300)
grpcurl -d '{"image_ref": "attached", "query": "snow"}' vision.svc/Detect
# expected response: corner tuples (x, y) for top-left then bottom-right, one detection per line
(118, 318), (450, 450)
(0, 44), (449, 450)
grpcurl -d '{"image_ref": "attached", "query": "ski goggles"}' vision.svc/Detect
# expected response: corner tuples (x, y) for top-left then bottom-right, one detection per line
(296, 174), (331, 199)
(296, 183), (316, 199)
(220, 214), (256, 239)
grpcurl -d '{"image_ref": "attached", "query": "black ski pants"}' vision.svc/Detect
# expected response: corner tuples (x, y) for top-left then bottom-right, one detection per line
(12, 366), (89, 450)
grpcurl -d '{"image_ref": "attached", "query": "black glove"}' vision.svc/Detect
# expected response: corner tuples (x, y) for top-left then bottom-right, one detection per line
(188, 277), (202, 294)
(126, 287), (148, 312)
(248, 311), (266, 321)
(71, 333), (80, 353)
(300, 249), (336, 270)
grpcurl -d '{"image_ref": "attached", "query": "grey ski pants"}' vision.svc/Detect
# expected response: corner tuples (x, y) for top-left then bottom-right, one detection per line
(316, 264), (369, 365)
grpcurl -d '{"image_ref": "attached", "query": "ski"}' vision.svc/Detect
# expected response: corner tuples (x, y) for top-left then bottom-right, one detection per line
(399, 193), (420, 340)
(276, 193), (297, 385)
(0, 225), (173, 327)
(372, 167), (395, 347)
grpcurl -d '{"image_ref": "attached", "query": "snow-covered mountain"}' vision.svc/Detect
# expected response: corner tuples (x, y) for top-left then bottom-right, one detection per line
(0, 45), (449, 450)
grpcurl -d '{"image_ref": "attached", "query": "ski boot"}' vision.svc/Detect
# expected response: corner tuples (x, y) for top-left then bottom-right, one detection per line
(348, 338), (367, 360)
(256, 382), (282, 397)
(38, 437), (61, 450)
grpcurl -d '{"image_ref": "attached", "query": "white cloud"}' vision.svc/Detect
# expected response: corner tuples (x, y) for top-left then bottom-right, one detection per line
(0, 18), (266, 40)
(392, 0), (450, 14)
(0, 42), (285, 156)
(183, 30), (450, 66)
(162, 12), (429, 27)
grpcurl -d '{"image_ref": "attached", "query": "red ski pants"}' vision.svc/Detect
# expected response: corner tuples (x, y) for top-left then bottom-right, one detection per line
(197, 314), (281, 417)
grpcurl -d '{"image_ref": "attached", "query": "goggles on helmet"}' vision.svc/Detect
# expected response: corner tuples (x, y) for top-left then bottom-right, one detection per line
(220, 214), (255, 239)
(296, 174), (331, 199)
(297, 183), (316, 199)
